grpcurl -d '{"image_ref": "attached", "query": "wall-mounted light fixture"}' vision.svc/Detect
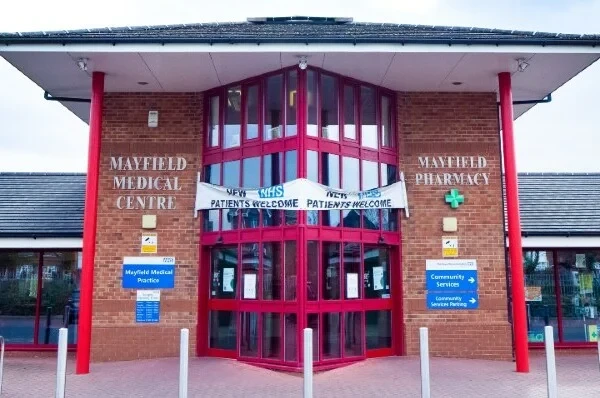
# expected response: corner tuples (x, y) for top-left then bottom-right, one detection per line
(516, 58), (530, 72)
(76, 58), (88, 72)
(298, 55), (308, 70)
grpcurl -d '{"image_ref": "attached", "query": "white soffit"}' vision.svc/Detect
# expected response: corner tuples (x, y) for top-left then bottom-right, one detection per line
(516, 236), (600, 249)
(0, 237), (83, 249)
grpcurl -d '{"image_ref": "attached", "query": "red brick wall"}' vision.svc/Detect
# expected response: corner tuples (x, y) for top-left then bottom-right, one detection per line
(92, 93), (202, 361)
(398, 92), (513, 360)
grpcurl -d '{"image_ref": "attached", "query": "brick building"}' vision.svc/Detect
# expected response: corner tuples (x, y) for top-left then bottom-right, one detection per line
(1, 17), (599, 374)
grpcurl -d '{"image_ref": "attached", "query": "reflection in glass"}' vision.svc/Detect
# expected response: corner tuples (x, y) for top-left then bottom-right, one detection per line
(307, 241), (319, 301)
(222, 160), (240, 230)
(307, 313), (319, 361)
(240, 312), (259, 357)
(246, 84), (259, 140)
(364, 246), (390, 299)
(284, 241), (297, 301)
(208, 95), (219, 147)
(344, 243), (361, 299)
(224, 86), (241, 148)
(343, 85), (356, 139)
(344, 312), (363, 356)
(321, 74), (339, 141)
(263, 153), (283, 227)
(381, 95), (394, 147)
(307, 70), (318, 137)
(322, 243), (340, 300)
(362, 159), (380, 230)
(285, 150), (297, 225)
(241, 244), (259, 300)
(321, 153), (340, 227)
(306, 150), (319, 225)
(285, 313), (297, 361)
(242, 157), (260, 228)
(264, 74), (283, 140)
(342, 157), (360, 228)
(286, 70), (298, 136)
(322, 312), (341, 359)
(361, 86), (377, 149)
(523, 250), (558, 342)
(263, 243), (282, 300)
(381, 164), (398, 231)
(366, 310), (392, 349)
(210, 310), (237, 350)
(211, 246), (238, 299)
(262, 313), (282, 359)
(203, 163), (220, 232)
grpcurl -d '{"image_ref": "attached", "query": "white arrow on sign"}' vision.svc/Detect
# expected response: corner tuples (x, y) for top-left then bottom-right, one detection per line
(468, 277), (475, 283)
(469, 298), (477, 304)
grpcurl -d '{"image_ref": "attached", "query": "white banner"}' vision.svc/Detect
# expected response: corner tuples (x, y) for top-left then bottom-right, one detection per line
(195, 177), (409, 216)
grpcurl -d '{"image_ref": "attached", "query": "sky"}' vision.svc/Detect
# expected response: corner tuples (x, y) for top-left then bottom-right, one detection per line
(0, 0), (598, 173)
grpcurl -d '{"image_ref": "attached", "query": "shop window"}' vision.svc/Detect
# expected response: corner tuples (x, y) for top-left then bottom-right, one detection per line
(343, 85), (356, 140)
(321, 153), (340, 227)
(306, 150), (319, 225)
(284, 241), (297, 301)
(523, 250), (558, 342)
(263, 243), (282, 300)
(208, 95), (220, 147)
(246, 84), (259, 140)
(342, 156), (360, 228)
(381, 95), (394, 147)
(322, 312), (341, 359)
(262, 313), (282, 359)
(203, 163), (221, 232)
(343, 243), (361, 299)
(321, 74), (339, 141)
(306, 70), (318, 137)
(307, 313), (320, 361)
(344, 312), (363, 357)
(286, 70), (298, 137)
(242, 157), (261, 229)
(322, 242), (341, 300)
(222, 160), (240, 231)
(307, 241), (319, 301)
(211, 246), (238, 299)
(264, 74), (283, 140)
(361, 159), (379, 230)
(209, 310), (237, 350)
(364, 246), (390, 299)
(263, 153), (283, 227)
(224, 86), (242, 148)
(366, 310), (392, 349)
(360, 86), (377, 149)
(241, 244), (259, 300)
(284, 313), (298, 361)
(240, 312), (259, 357)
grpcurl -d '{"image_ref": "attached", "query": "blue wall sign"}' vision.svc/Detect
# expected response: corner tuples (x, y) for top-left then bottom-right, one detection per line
(135, 290), (160, 323)
(122, 257), (175, 289)
(427, 292), (479, 310)
(425, 270), (478, 291)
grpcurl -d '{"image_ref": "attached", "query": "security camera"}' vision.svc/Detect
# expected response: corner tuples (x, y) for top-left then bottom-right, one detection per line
(298, 56), (308, 70)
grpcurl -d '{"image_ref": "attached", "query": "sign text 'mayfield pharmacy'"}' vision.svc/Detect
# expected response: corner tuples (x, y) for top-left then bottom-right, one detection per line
(110, 156), (187, 210)
(415, 155), (490, 186)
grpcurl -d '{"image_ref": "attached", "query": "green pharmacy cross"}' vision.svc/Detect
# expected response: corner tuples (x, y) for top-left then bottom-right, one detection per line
(445, 189), (465, 209)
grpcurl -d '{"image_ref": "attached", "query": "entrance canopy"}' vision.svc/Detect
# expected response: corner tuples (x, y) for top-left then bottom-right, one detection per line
(1, 17), (599, 122)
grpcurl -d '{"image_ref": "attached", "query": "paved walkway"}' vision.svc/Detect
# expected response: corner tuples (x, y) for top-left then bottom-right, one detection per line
(2, 353), (599, 397)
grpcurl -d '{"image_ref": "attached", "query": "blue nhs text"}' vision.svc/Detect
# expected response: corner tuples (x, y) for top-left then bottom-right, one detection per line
(258, 184), (284, 198)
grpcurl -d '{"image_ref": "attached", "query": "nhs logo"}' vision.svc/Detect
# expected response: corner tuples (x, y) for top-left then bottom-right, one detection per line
(258, 184), (284, 198)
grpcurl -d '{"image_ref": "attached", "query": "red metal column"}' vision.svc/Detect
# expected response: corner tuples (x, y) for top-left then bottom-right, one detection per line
(76, 71), (105, 374)
(498, 72), (529, 373)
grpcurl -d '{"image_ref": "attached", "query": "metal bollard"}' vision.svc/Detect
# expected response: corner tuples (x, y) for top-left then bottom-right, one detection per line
(1, 335), (5, 395)
(544, 326), (557, 398)
(55, 328), (68, 398)
(179, 328), (189, 398)
(303, 328), (313, 398)
(419, 327), (431, 398)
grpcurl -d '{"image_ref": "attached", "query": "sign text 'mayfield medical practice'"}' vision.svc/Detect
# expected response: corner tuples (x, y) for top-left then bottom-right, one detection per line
(110, 156), (187, 210)
(415, 155), (490, 186)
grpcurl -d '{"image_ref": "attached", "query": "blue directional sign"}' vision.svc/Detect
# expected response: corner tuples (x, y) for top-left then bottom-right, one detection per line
(122, 256), (175, 289)
(427, 292), (479, 310)
(426, 270), (478, 292)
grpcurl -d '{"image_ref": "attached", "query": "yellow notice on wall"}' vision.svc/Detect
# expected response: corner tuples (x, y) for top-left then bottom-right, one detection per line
(588, 325), (598, 342)
(141, 233), (158, 254)
(442, 236), (458, 258)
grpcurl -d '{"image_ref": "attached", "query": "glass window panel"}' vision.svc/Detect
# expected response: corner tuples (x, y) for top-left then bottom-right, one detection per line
(344, 312), (363, 357)
(360, 86), (377, 149)
(224, 86), (241, 148)
(262, 313), (282, 359)
(222, 160), (240, 231)
(306, 151), (319, 225)
(381, 95), (394, 147)
(284, 313), (297, 362)
(246, 84), (259, 140)
(240, 312), (259, 357)
(210, 310), (237, 350)
(364, 246), (390, 299)
(262, 153), (283, 227)
(0, 252), (38, 344)
(39, 252), (79, 345)
(285, 150), (297, 225)
(242, 157), (261, 229)
(263, 243), (282, 300)
(381, 164), (398, 231)
(321, 74), (339, 141)
(211, 246), (237, 299)
(322, 312), (341, 359)
(203, 163), (221, 231)
(286, 70), (298, 137)
(323, 242), (341, 300)
(556, 250), (600, 342)
(307, 70), (318, 137)
(307, 313), (319, 361)
(208, 95), (220, 147)
(241, 244), (259, 300)
(523, 250), (558, 342)
(321, 153), (340, 227)
(362, 159), (380, 230)
(343, 85), (356, 140)
(285, 241), (297, 301)
(344, 243), (361, 299)
(307, 241), (319, 301)
(342, 157), (360, 228)
(366, 310), (392, 349)
(264, 74), (283, 140)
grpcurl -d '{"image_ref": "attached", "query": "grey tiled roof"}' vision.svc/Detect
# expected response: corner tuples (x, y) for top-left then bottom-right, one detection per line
(516, 173), (600, 236)
(1, 17), (599, 46)
(0, 173), (85, 237)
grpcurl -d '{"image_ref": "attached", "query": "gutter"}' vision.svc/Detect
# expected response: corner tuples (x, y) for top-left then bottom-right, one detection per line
(44, 91), (90, 103)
